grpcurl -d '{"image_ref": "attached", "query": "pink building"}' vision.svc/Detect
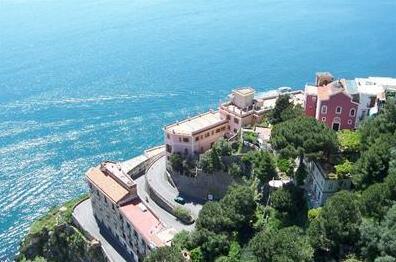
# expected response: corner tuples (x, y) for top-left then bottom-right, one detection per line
(305, 74), (359, 130)
(164, 111), (229, 158)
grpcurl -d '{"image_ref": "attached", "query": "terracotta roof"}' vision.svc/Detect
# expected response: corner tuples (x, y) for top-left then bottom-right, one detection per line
(317, 82), (344, 101)
(86, 167), (130, 204)
(120, 199), (173, 247)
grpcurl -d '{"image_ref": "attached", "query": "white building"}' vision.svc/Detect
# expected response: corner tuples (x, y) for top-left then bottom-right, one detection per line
(304, 159), (352, 208)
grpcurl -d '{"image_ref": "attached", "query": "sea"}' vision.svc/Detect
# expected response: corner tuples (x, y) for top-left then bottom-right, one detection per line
(0, 0), (395, 260)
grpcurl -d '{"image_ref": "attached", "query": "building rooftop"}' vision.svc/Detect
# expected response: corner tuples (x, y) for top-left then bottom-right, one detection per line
(165, 111), (227, 135)
(356, 77), (387, 95)
(86, 166), (131, 204)
(120, 155), (148, 174)
(317, 81), (345, 101)
(233, 87), (255, 96)
(119, 198), (176, 247)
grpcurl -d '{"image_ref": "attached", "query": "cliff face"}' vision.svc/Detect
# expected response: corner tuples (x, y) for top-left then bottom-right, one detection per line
(17, 195), (107, 262)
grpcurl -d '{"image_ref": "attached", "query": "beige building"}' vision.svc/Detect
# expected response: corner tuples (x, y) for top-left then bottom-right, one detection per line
(164, 110), (229, 158)
(86, 161), (175, 262)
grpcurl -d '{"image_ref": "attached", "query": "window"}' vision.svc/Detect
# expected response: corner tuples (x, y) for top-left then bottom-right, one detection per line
(205, 132), (210, 137)
(349, 108), (356, 117)
(211, 130), (214, 135)
(233, 128), (237, 133)
(184, 148), (188, 155)
(321, 117), (326, 122)
(336, 106), (342, 114)
(226, 115), (231, 120)
(234, 118), (239, 124)
(166, 134), (170, 139)
(201, 135), (203, 139)
(321, 105), (327, 114)
(166, 144), (172, 153)
(215, 128), (220, 133)
(182, 137), (189, 143)
(221, 126), (226, 131)
(195, 136), (199, 141)
(348, 119), (352, 125)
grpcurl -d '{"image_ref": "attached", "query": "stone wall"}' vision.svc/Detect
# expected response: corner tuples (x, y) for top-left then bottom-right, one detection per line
(170, 170), (238, 201)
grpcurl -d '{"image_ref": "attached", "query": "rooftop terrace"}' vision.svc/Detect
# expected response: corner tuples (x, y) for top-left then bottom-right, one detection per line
(165, 111), (227, 135)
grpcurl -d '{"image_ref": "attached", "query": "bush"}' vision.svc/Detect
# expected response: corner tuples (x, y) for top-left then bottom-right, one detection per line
(228, 163), (243, 177)
(335, 160), (353, 179)
(243, 131), (258, 144)
(277, 158), (293, 175)
(173, 207), (192, 223)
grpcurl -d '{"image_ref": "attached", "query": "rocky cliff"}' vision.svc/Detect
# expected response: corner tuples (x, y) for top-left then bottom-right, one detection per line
(16, 195), (107, 262)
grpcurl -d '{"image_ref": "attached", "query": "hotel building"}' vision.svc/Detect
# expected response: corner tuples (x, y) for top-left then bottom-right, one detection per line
(86, 161), (176, 262)
(165, 87), (304, 158)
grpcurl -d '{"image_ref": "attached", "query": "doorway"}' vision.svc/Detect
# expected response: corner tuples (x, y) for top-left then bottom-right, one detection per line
(332, 122), (340, 131)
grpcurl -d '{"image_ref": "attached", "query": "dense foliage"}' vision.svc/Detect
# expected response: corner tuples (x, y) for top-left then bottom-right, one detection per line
(270, 115), (338, 162)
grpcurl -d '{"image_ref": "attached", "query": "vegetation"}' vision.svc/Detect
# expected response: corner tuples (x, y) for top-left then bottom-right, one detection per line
(338, 129), (361, 153)
(151, 101), (396, 262)
(17, 194), (106, 262)
(270, 115), (338, 163)
(173, 206), (193, 224)
(242, 131), (258, 144)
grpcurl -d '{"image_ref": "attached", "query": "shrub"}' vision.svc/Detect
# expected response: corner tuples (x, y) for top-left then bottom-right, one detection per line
(335, 160), (353, 179)
(173, 207), (192, 223)
(243, 131), (258, 144)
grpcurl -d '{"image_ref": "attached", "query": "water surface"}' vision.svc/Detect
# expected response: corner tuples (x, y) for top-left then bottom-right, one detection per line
(1, 0), (396, 259)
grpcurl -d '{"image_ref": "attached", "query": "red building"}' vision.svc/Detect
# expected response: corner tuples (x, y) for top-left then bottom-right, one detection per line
(304, 73), (358, 131)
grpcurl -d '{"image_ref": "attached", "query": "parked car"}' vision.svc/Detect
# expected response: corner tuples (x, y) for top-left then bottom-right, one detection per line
(174, 196), (185, 205)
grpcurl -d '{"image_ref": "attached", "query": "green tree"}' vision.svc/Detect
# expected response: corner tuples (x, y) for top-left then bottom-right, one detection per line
(280, 104), (304, 122)
(214, 139), (232, 156)
(308, 191), (362, 258)
(199, 148), (223, 173)
(221, 184), (257, 232)
(295, 162), (308, 185)
(270, 185), (306, 225)
(196, 201), (230, 233)
(249, 151), (277, 184)
(338, 130), (361, 153)
(249, 226), (313, 262)
(335, 160), (353, 179)
(270, 94), (292, 124)
(360, 100), (396, 150)
(354, 134), (395, 188)
(360, 183), (391, 220)
(270, 116), (338, 164)
(191, 229), (230, 261)
(228, 163), (243, 177)
(190, 247), (204, 262)
(169, 153), (184, 173)
(144, 246), (184, 262)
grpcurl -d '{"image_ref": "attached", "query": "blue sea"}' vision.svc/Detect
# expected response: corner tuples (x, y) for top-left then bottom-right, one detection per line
(0, 0), (396, 260)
